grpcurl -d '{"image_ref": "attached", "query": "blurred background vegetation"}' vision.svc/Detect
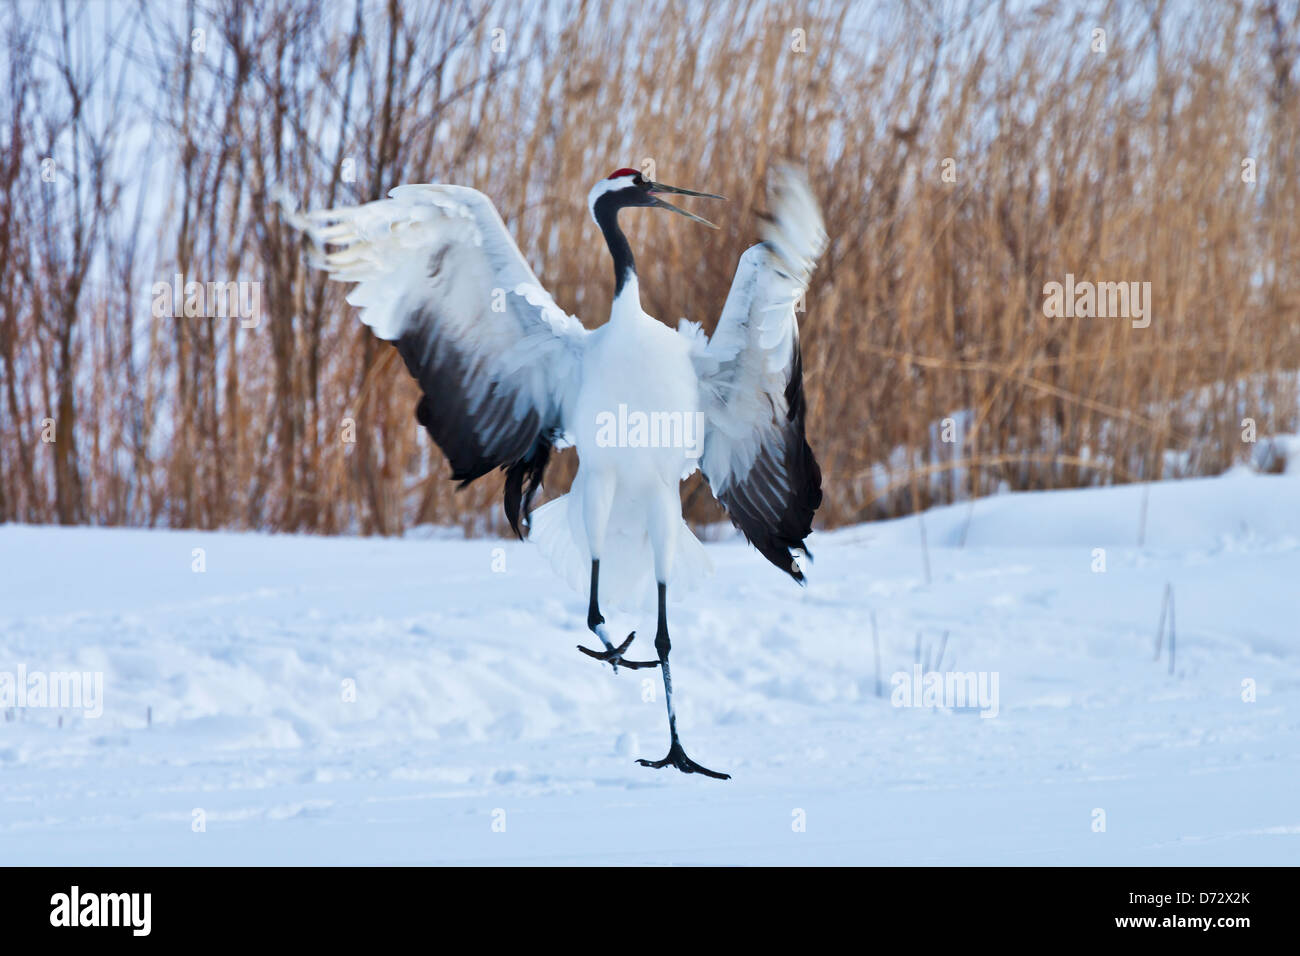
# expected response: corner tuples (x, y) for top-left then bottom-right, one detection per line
(2, 0), (1298, 536)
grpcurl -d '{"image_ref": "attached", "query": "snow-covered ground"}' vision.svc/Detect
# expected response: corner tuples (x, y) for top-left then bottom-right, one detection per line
(1, 468), (1297, 865)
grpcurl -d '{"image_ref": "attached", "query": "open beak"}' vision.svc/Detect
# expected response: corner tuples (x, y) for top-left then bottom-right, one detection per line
(647, 181), (726, 229)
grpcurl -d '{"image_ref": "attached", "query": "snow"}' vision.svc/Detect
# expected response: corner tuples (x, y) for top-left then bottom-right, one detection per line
(1, 469), (1297, 864)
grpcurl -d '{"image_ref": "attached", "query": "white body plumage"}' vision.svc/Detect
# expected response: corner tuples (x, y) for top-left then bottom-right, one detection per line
(536, 273), (710, 608)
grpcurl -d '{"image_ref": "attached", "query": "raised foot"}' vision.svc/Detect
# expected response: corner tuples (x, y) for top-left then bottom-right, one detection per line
(637, 739), (731, 780)
(576, 631), (659, 673)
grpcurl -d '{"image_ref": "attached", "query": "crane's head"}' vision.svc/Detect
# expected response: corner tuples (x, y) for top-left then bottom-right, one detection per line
(587, 168), (724, 228)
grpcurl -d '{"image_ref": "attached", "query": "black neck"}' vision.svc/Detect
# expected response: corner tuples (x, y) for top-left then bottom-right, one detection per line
(594, 195), (636, 297)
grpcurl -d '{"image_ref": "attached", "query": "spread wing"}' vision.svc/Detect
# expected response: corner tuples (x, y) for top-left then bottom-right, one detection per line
(288, 184), (587, 537)
(685, 164), (827, 581)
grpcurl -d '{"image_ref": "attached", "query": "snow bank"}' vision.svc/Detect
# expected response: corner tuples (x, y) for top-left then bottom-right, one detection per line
(1, 471), (1296, 864)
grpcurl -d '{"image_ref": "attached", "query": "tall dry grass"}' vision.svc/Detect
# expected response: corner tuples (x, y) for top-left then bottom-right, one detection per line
(2, 0), (1298, 536)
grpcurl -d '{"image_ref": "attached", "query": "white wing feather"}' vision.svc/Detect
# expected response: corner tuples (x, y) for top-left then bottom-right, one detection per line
(287, 184), (587, 534)
(688, 163), (828, 580)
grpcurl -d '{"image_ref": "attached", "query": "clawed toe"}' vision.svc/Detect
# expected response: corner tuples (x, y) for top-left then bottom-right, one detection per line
(576, 631), (659, 672)
(637, 740), (730, 779)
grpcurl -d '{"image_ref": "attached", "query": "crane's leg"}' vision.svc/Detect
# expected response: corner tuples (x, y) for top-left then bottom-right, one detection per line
(574, 471), (655, 672)
(636, 582), (729, 779)
(577, 559), (658, 672)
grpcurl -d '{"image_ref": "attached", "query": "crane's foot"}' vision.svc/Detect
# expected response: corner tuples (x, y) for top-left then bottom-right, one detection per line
(637, 739), (730, 780)
(576, 631), (659, 673)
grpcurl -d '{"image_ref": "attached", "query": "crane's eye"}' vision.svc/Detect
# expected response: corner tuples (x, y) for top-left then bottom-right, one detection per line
(633, 173), (644, 186)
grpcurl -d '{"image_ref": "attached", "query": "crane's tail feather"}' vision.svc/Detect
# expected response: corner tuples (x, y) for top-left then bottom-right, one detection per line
(530, 493), (712, 611)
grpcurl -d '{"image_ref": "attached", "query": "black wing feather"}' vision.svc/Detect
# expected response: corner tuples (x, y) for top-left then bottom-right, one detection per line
(711, 346), (822, 582)
(398, 304), (551, 538)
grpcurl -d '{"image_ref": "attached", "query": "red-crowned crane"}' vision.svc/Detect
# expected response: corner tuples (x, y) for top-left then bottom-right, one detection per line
(288, 163), (826, 779)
